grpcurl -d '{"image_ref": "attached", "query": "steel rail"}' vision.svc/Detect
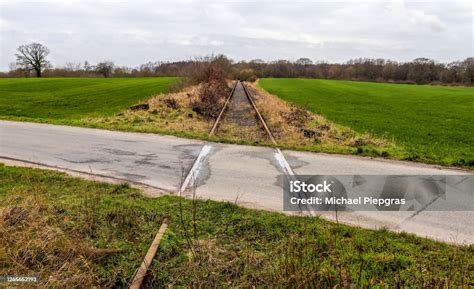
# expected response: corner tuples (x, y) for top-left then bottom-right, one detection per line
(241, 81), (277, 145)
(208, 81), (238, 136)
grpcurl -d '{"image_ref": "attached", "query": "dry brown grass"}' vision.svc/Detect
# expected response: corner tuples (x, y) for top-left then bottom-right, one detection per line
(0, 189), (97, 288)
(246, 81), (393, 149)
(82, 85), (212, 137)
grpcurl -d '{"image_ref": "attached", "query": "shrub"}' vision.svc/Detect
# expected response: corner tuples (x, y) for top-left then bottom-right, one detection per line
(238, 69), (258, 82)
(189, 55), (231, 119)
(191, 80), (229, 120)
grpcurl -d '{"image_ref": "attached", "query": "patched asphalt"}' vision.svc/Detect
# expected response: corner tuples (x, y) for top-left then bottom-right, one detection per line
(1, 120), (472, 244)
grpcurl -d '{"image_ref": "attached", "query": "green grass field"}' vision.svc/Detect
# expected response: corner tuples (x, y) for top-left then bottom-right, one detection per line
(0, 77), (176, 120)
(0, 164), (471, 287)
(259, 78), (474, 167)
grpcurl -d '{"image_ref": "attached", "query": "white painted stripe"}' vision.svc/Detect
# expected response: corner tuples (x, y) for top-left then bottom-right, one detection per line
(275, 148), (315, 216)
(275, 148), (295, 176)
(179, 144), (212, 194)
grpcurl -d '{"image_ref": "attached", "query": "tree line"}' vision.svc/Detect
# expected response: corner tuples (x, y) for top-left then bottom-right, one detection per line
(233, 57), (473, 85)
(3, 42), (473, 85)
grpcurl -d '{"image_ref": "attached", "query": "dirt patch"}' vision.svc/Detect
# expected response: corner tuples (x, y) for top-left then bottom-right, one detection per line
(2, 206), (29, 226)
(129, 103), (150, 111)
(163, 97), (180, 109)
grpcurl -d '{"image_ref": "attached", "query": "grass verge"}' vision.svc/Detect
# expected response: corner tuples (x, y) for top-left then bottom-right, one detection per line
(0, 164), (472, 287)
(259, 78), (474, 168)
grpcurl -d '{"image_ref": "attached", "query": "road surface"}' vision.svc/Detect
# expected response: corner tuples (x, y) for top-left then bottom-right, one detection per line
(1, 120), (472, 244)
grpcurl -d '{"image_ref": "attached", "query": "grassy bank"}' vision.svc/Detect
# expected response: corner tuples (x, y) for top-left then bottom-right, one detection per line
(0, 164), (472, 287)
(259, 78), (474, 168)
(0, 77), (176, 119)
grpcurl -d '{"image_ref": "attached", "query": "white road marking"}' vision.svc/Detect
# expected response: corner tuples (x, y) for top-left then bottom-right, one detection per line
(275, 148), (295, 176)
(179, 144), (212, 194)
(275, 148), (316, 216)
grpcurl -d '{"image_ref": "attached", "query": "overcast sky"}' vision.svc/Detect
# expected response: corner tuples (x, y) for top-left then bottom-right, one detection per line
(0, 0), (472, 71)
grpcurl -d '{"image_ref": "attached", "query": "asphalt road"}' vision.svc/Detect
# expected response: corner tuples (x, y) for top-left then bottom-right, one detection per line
(1, 120), (472, 244)
(0, 120), (202, 191)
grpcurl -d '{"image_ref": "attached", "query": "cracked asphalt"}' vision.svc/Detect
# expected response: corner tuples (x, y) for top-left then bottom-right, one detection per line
(1, 120), (472, 244)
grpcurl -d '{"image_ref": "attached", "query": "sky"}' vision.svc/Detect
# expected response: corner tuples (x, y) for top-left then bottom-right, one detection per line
(0, 0), (472, 71)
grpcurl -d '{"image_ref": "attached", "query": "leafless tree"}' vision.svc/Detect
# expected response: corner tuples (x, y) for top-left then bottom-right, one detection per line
(63, 62), (82, 71)
(15, 42), (50, 77)
(96, 61), (114, 77)
(296, 58), (313, 66)
(462, 57), (474, 84)
(83, 60), (93, 72)
(250, 59), (265, 64)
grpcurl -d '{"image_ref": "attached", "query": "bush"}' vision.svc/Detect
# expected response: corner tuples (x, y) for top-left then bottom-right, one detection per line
(188, 55), (231, 85)
(238, 69), (258, 82)
(191, 80), (229, 120)
(189, 55), (231, 119)
(247, 75), (258, 82)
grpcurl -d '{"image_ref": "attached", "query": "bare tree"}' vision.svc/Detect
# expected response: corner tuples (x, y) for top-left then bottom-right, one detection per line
(462, 57), (474, 85)
(96, 61), (114, 77)
(63, 62), (82, 72)
(83, 60), (93, 72)
(250, 59), (265, 64)
(408, 57), (436, 83)
(296, 58), (313, 66)
(15, 43), (50, 77)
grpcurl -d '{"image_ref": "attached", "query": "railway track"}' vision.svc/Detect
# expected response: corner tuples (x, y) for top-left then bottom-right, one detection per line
(209, 81), (276, 143)
(182, 80), (315, 215)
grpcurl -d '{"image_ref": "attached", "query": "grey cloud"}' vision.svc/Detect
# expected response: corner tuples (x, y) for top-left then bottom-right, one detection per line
(0, 0), (472, 70)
